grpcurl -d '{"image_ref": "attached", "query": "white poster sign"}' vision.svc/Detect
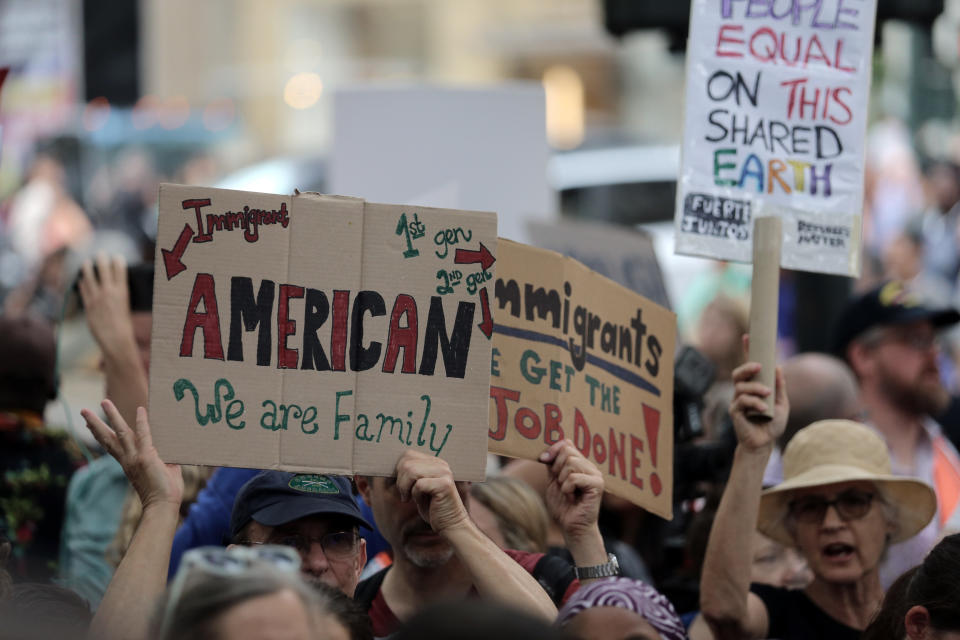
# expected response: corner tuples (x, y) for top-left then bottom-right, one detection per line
(675, 0), (877, 276)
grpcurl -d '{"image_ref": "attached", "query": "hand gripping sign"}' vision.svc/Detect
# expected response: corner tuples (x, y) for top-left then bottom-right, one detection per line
(676, 0), (877, 416)
(488, 240), (676, 518)
(149, 184), (497, 481)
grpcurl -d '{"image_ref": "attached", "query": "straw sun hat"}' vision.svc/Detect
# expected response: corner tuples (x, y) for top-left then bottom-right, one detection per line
(757, 420), (937, 547)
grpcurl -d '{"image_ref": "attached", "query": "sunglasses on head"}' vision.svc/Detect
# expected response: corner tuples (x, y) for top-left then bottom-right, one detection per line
(160, 545), (301, 638)
(788, 489), (876, 524)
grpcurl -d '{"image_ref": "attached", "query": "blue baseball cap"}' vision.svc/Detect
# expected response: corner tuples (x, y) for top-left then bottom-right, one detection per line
(230, 471), (372, 539)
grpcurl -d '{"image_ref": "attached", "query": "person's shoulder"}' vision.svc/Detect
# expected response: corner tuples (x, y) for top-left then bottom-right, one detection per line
(71, 454), (123, 483)
(66, 455), (125, 501)
(749, 583), (797, 610)
(750, 585), (859, 639)
(749, 583), (787, 597)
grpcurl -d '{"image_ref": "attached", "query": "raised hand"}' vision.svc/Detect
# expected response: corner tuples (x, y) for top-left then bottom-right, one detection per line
(729, 361), (789, 452)
(540, 439), (603, 542)
(395, 450), (469, 535)
(82, 400), (183, 510)
(78, 254), (137, 357)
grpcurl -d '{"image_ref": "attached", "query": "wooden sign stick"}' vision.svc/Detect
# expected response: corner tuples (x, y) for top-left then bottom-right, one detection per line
(747, 216), (782, 420)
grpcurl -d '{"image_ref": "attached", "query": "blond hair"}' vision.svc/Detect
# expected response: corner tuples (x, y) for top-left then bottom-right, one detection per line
(469, 476), (549, 553)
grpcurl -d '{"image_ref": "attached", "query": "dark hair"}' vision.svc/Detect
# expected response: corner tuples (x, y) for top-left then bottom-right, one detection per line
(862, 567), (917, 640)
(864, 533), (960, 638)
(0, 583), (92, 640)
(906, 533), (960, 630)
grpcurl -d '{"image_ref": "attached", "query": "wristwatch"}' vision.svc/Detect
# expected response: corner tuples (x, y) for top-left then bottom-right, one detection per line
(574, 553), (621, 580)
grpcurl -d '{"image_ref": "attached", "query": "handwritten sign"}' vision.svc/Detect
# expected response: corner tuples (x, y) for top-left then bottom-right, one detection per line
(675, 0), (877, 276)
(488, 240), (675, 518)
(149, 184), (497, 480)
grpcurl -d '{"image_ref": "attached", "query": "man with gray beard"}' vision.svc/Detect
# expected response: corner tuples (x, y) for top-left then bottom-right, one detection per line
(833, 280), (960, 587)
(354, 444), (608, 639)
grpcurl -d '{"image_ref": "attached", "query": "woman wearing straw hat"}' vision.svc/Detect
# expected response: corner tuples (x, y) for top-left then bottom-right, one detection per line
(696, 361), (937, 640)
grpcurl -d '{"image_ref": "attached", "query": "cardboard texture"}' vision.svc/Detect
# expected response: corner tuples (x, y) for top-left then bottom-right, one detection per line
(675, 0), (876, 277)
(527, 219), (671, 310)
(747, 217), (782, 419)
(149, 183), (497, 481)
(489, 240), (676, 518)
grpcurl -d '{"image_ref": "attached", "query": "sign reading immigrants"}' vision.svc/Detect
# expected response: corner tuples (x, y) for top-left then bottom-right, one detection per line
(489, 241), (676, 518)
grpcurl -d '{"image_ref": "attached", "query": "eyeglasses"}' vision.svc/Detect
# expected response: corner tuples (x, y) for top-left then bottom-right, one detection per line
(253, 531), (359, 559)
(863, 328), (938, 352)
(888, 332), (937, 351)
(788, 490), (876, 524)
(161, 545), (301, 638)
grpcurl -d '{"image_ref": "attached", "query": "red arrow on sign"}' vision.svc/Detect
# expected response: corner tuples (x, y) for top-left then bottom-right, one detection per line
(454, 242), (495, 272)
(161, 224), (194, 280)
(477, 287), (493, 339)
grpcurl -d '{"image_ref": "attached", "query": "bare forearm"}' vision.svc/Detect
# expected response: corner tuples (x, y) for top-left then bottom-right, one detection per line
(102, 343), (148, 428)
(91, 503), (179, 640)
(445, 522), (558, 620)
(700, 444), (770, 628)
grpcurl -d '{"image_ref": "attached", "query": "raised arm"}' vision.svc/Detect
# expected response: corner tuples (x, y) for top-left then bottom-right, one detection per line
(78, 255), (149, 428)
(395, 451), (558, 621)
(82, 401), (183, 640)
(540, 439), (608, 582)
(697, 361), (787, 640)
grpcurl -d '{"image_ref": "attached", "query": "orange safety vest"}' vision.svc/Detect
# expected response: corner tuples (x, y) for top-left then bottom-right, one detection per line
(932, 434), (960, 528)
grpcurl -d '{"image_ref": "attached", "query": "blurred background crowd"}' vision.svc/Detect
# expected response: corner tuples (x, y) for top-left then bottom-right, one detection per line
(5, 1), (960, 638)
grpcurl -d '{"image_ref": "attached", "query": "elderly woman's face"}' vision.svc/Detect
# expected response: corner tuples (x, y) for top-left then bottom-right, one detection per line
(788, 480), (893, 584)
(565, 606), (662, 640)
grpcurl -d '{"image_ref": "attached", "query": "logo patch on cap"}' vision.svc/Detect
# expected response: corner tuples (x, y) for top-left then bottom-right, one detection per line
(879, 280), (920, 309)
(288, 474), (340, 494)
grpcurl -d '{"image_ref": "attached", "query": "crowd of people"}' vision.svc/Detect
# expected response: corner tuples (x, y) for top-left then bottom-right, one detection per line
(4, 144), (960, 638)
(1, 262), (960, 638)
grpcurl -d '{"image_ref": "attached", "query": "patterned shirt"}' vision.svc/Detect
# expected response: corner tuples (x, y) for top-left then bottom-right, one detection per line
(0, 411), (81, 582)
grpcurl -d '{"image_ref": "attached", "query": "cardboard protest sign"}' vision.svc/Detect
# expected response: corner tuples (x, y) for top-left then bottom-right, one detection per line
(527, 219), (671, 309)
(488, 240), (675, 518)
(149, 183), (497, 480)
(675, 0), (877, 276)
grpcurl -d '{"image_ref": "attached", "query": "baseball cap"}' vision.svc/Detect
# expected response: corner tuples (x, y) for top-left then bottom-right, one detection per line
(230, 471), (372, 539)
(831, 280), (960, 358)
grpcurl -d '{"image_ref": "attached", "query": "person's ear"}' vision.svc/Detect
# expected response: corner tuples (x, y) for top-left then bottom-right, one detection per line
(904, 605), (931, 640)
(847, 341), (873, 378)
(355, 538), (367, 576)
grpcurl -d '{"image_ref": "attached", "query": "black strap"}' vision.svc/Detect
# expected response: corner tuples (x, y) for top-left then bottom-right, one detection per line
(353, 565), (390, 610)
(531, 552), (577, 606)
